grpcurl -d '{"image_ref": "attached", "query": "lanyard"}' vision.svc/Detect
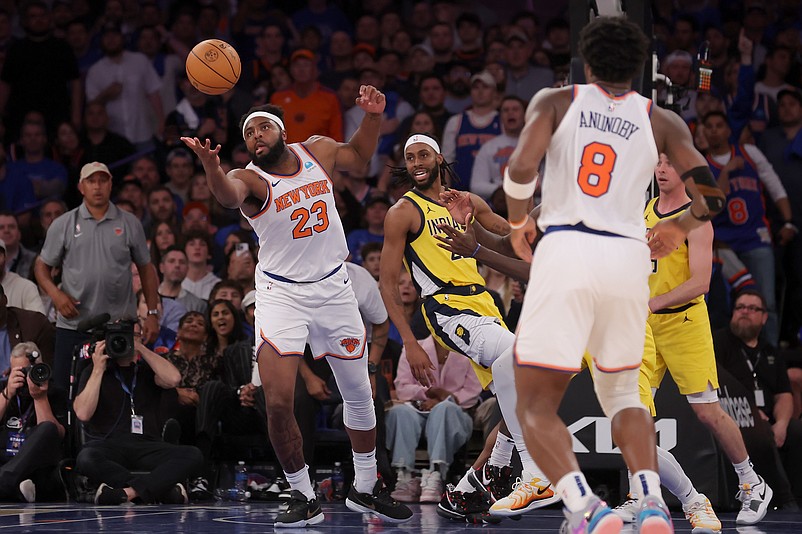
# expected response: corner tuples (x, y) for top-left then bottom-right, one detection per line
(113, 365), (138, 415)
(15, 397), (34, 429)
(741, 347), (762, 389)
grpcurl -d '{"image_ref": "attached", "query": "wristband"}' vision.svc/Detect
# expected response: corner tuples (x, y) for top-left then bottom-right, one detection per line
(509, 216), (529, 230)
(469, 244), (481, 258)
(502, 167), (537, 200)
(147, 309), (160, 317)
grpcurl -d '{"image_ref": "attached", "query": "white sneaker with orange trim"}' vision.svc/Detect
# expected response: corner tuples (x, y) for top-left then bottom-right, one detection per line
(682, 494), (721, 534)
(488, 471), (561, 517)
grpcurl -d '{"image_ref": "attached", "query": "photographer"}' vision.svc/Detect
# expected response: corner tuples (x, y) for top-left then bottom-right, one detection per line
(73, 328), (203, 505)
(0, 342), (67, 503)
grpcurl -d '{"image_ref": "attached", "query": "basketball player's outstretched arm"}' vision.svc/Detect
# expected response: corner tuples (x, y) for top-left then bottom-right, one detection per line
(648, 108), (726, 258)
(180, 137), (252, 209)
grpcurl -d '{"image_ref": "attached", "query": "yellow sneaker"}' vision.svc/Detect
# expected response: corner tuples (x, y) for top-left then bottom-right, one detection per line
(682, 494), (721, 534)
(488, 471), (561, 517)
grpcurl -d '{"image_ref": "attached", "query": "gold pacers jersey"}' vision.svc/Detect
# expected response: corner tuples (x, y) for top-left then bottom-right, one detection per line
(402, 190), (485, 297)
(644, 197), (703, 307)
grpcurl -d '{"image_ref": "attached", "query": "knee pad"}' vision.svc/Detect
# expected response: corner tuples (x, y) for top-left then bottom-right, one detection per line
(593, 367), (646, 419)
(343, 396), (376, 431)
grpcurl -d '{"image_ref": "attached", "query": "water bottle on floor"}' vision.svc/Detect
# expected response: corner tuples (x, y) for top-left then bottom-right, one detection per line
(214, 461), (251, 502)
(332, 462), (344, 500)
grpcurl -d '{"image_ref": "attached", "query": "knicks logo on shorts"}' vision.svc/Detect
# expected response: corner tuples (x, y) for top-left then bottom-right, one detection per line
(340, 337), (361, 353)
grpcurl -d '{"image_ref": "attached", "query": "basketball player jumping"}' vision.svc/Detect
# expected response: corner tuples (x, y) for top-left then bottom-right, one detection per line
(181, 85), (412, 528)
(504, 17), (725, 534)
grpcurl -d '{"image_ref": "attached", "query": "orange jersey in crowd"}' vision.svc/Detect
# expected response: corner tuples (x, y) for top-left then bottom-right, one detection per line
(270, 83), (343, 143)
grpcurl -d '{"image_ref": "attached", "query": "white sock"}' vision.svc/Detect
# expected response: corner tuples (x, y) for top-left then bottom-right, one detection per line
(488, 432), (515, 468)
(733, 457), (760, 486)
(285, 465), (316, 501)
(656, 446), (699, 506)
(631, 469), (662, 499)
(352, 448), (377, 494)
(519, 449), (548, 482)
(455, 468), (476, 493)
(556, 471), (593, 513)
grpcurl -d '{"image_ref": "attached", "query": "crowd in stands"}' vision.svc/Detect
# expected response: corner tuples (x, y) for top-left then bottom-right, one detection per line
(0, 0), (800, 507)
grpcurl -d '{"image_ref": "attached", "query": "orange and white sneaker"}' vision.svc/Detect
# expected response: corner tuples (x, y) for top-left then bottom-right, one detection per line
(682, 494), (721, 534)
(489, 471), (561, 517)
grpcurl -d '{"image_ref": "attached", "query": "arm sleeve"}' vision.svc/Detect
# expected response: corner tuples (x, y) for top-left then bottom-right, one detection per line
(743, 144), (788, 202)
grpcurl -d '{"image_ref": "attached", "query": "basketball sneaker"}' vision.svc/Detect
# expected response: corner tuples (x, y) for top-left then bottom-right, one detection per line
(468, 462), (514, 503)
(489, 471), (561, 517)
(636, 495), (674, 534)
(736, 476), (772, 525)
(682, 493), (721, 534)
(274, 490), (324, 528)
(612, 496), (639, 523)
(436, 484), (500, 524)
(345, 479), (413, 523)
(559, 496), (623, 534)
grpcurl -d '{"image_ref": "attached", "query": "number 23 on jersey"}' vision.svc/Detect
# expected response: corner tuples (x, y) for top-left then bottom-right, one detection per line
(290, 200), (330, 239)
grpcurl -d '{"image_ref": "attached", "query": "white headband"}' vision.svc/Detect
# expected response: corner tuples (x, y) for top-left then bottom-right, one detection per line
(404, 134), (441, 155)
(242, 111), (285, 138)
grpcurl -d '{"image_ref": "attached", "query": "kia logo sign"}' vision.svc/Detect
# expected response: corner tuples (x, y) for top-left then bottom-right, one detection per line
(568, 417), (677, 454)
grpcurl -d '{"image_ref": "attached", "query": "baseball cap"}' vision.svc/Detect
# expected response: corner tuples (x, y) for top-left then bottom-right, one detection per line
(290, 48), (315, 63)
(182, 201), (210, 218)
(506, 28), (529, 45)
(242, 290), (256, 311)
(409, 44), (434, 57)
(470, 70), (496, 88)
(79, 161), (112, 182)
(352, 43), (376, 59)
(777, 88), (802, 106)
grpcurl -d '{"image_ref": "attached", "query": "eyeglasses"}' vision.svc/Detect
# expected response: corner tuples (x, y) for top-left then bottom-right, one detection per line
(734, 304), (766, 313)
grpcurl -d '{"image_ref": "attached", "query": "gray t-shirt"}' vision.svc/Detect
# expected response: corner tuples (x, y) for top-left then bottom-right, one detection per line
(39, 203), (151, 330)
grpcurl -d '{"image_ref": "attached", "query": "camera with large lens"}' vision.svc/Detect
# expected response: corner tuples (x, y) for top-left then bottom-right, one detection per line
(80, 315), (136, 360)
(21, 350), (51, 387)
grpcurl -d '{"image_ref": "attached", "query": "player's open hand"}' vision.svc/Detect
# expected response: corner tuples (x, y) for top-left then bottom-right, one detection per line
(406, 342), (436, 387)
(439, 189), (474, 223)
(647, 218), (687, 259)
(181, 137), (221, 169)
(510, 216), (537, 262)
(435, 214), (478, 258)
(356, 85), (386, 114)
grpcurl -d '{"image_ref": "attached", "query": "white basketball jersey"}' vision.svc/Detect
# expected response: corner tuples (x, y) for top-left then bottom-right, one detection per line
(244, 143), (348, 282)
(538, 84), (658, 240)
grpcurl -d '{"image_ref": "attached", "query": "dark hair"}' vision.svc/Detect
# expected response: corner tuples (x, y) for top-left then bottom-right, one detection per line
(733, 287), (767, 310)
(159, 245), (186, 262)
(178, 310), (206, 330)
(206, 298), (246, 355)
(673, 14), (698, 33)
(388, 132), (459, 187)
(501, 94), (527, 109)
(238, 104), (286, 135)
(182, 230), (213, 251)
(701, 110), (729, 126)
(360, 241), (383, 260)
(209, 279), (244, 302)
(147, 185), (174, 201)
(578, 17), (649, 84)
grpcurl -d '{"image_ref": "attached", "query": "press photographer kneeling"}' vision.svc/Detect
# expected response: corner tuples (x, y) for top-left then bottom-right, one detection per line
(73, 319), (203, 505)
(0, 342), (67, 503)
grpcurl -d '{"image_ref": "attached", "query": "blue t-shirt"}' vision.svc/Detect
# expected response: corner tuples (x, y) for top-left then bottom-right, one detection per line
(346, 229), (384, 265)
(5, 158), (68, 209)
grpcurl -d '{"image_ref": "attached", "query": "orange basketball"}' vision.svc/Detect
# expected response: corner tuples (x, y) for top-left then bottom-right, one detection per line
(186, 39), (241, 95)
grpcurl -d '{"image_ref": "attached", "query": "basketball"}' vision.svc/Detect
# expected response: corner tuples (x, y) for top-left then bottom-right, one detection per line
(186, 39), (241, 95)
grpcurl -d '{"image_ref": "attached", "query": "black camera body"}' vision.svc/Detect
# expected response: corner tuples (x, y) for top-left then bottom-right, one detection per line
(21, 350), (51, 388)
(84, 320), (136, 360)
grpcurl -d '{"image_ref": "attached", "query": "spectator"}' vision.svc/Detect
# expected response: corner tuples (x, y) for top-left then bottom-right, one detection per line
(347, 196), (390, 265)
(442, 61), (473, 115)
(65, 19), (102, 82)
(428, 22), (456, 77)
(245, 23), (286, 88)
(164, 148), (195, 205)
(703, 111), (794, 345)
(755, 46), (795, 102)
(85, 22), (164, 151)
(73, 334), (202, 505)
(470, 95), (526, 201)
(34, 162), (161, 392)
(181, 231), (220, 301)
(135, 25), (183, 118)
(0, 239), (44, 315)
(209, 280), (245, 312)
(0, 1), (81, 142)
(146, 186), (180, 234)
(354, 14), (381, 49)
(3, 120), (68, 212)
(660, 50), (697, 121)
(292, 0), (351, 45)
(0, 212), (36, 279)
(542, 18), (571, 71)
(0, 341), (67, 502)
(164, 75), (226, 150)
(454, 12), (484, 70)
(320, 30), (354, 91)
(223, 244), (256, 295)
(116, 180), (147, 222)
(51, 121), (83, 189)
(671, 14), (699, 57)
(0, 284), (54, 371)
(182, 202), (214, 236)
(503, 28), (553, 102)
(714, 289), (802, 504)
(442, 70), (501, 191)
(270, 49), (343, 143)
(397, 74), (451, 142)
(135, 289), (181, 352)
(361, 242), (382, 281)
(158, 247), (208, 315)
(32, 199), (67, 252)
(387, 335), (481, 503)
(206, 299), (246, 359)
(149, 221), (178, 266)
(131, 156), (162, 194)
(406, 2), (433, 42)
(758, 89), (802, 345)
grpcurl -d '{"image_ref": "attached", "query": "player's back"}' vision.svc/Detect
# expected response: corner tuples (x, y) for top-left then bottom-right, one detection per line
(538, 84), (658, 240)
(244, 143), (348, 282)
